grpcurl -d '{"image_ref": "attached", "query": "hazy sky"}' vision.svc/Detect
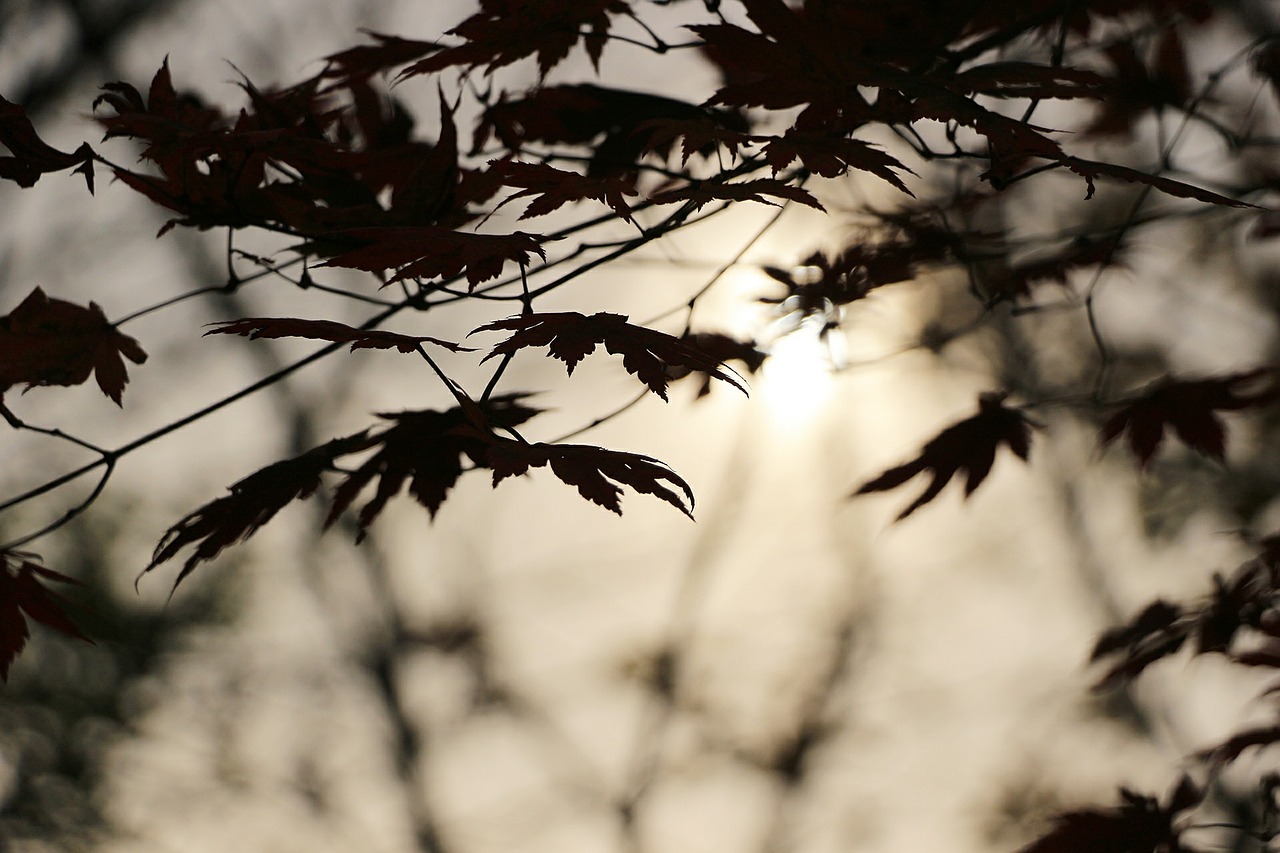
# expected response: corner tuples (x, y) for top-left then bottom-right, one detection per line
(2, 2), (1274, 852)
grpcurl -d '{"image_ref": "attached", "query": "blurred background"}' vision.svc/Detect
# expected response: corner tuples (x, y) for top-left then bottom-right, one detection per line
(3, 1), (1280, 851)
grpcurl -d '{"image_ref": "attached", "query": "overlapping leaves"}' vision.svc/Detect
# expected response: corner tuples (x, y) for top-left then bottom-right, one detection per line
(473, 312), (749, 399)
(144, 393), (698, 588)
(1100, 369), (1275, 468)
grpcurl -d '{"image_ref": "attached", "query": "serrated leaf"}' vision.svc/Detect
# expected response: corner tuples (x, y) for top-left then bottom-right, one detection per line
(472, 312), (748, 400)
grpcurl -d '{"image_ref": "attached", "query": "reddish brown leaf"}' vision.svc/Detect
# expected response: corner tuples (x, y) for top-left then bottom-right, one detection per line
(649, 178), (824, 212)
(1100, 369), (1275, 468)
(486, 438), (695, 518)
(472, 312), (748, 400)
(0, 287), (147, 405)
(144, 433), (378, 589)
(486, 159), (636, 221)
(318, 226), (546, 288)
(400, 0), (630, 77)
(325, 396), (540, 542)
(146, 398), (543, 585)
(205, 317), (469, 353)
(0, 550), (90, 682)
(1062, 157), (1255, 207)
(668, 332), (767, 398)
(474, 85), (745, 178)
(321, 31), (441, 83)
(759, 133), (914, 191)
(638, 118), (751, 166)
(0, 96), (95, 191)
(852, 393), (1033, 520)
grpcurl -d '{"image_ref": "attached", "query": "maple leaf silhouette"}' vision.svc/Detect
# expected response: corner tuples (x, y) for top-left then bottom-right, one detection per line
(1100, 369), (1275, 468)
(146, 397), (542, 584)
(485, 438), (695, 518)
(487, 159), (637, 222)
(852, 393), (1033, 520)
(320, 31), (441, 84)
(318, 226), (546, 288)
(760, 133), (914, 190)
(0, 287), (147, 405)
(205, 317), (470, 353)
(0, 550), (91, 682)
(1090, 534), (1280, 688)
(649, 178), (824, 212)
(326, 396), (540, 542)
(145, 433), (378, 589)
(400, 0), (629, 77)
(472, 312), (749, 400)
(668, 332), (767, 398)
(0, 96), (95, 191)
(1015, 777), (1201, 853)
(637, 118), (751, 166)
(1060, 157), (1254, 207)
(472, 84), (746, 178)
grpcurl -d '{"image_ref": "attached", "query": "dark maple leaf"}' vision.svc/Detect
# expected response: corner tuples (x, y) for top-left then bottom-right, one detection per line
(144, 433), (378, 589)
(668, 332), (767, 398)
(649, 178), (824, 212)
(1100, 369), (1275, 468)
(472, 84), (746, 178)
(0, 96), (95, 191)
(320, 31), (441, 84)
(146, 398), (542, 583)
(759, 133), (914, 190)
(94, 58), (227, 175)
(472, 312), (749, 400)
(0, 287), (147, 405)
(637, 118), (751, 166)
(852, 393), (1033, 520)
(1015, 777), (1201, 853)
(486, 159), (637, 222)
(0, 550), (91, 682)
(485, 438), (694, 518)
(317, 226), (546, 288)
(400, 0), (630, 77)
(1060, 157), (1254, 207)
(325, 397), (539, 541)
(205, 317), (470, 353)
(1091, 536), (1280, 688)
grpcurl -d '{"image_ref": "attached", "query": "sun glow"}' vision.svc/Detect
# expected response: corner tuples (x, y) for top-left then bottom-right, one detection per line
(757, 318), (839, 426)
